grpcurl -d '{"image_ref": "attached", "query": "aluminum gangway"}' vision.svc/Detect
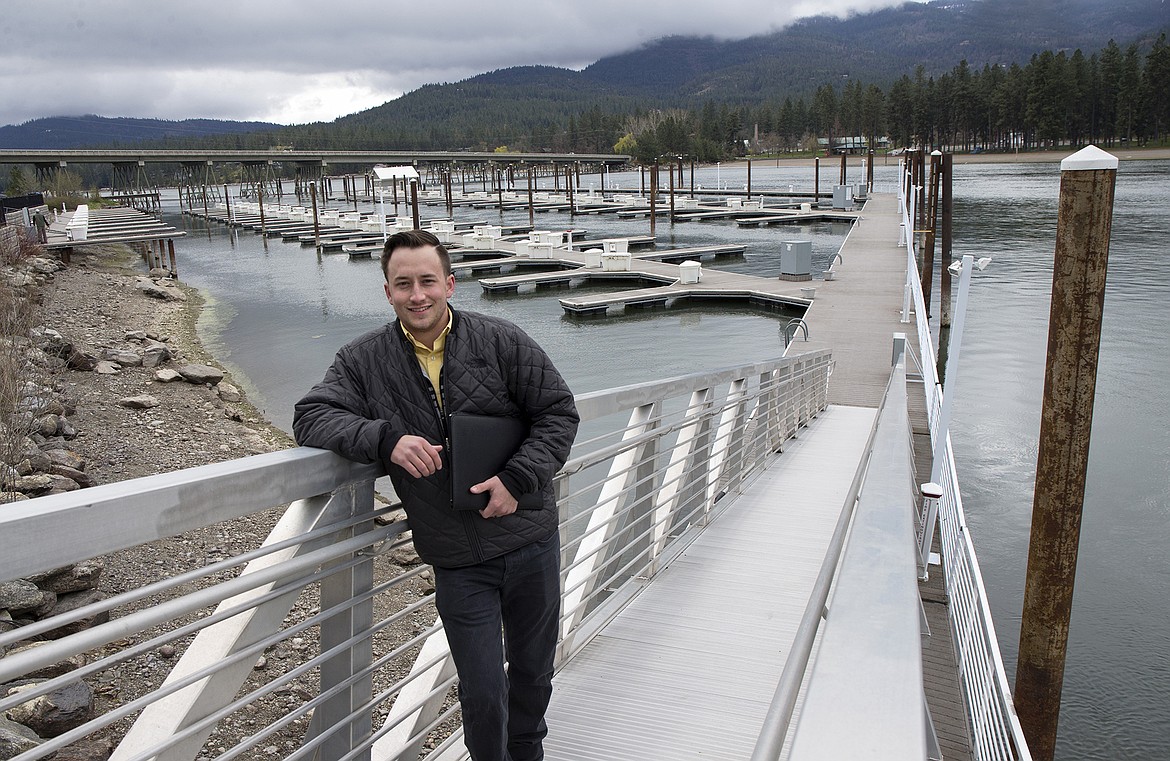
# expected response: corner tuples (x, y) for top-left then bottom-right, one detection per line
(539, 403), (881, 760)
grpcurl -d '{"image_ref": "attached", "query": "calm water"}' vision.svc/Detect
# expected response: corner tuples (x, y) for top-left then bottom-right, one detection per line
(158, 159), (1168, 760)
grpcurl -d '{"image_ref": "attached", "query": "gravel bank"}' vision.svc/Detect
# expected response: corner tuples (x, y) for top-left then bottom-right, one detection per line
(12, 243), (446, 758)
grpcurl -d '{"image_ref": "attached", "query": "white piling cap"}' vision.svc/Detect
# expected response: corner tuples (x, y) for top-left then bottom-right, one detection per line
(1061, 145), (1118, 171)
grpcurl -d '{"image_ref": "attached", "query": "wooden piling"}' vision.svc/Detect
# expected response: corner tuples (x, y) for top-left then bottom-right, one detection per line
(258, 181), (266, 236)
(527, 166), (535, 227)
(940, 153), (954, 327)
(747, 158), (752, 200)
(1015, 146), (1118, 761)
(921, 151), (941, 318)
(649, 160), (658, 237)
(814, 158), (820, 203)
(567, 165), (575, 217)
(669, 159), (675, 219)
(410, 180), (420, 230)
(839, 152), (846, 186)
(310, 182), (320, 251)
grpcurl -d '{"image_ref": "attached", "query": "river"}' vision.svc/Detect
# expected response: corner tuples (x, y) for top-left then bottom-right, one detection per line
(157, 156), (1168, 760)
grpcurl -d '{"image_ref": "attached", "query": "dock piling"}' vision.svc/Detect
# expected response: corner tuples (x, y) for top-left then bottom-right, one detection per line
(1015, 146), (1118, 761)
(940, 154), (954, 327)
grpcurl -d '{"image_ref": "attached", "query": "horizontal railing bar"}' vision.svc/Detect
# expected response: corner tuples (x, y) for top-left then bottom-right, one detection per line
(572, 352), (829, 421)
(9, 544), (434, 760)
(562, 394), (747, 476)
(17, 549), (422, 761)
(113, 581), (443, 761)
(0, 448), (380, 579)
(0, 520), (397, 684)
(559, 492), (707, 624)
(0, 502), (399, 649)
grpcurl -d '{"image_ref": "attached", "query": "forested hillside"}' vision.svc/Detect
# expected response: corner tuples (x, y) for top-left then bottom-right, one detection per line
(230, 0), (1170, 158)
(0, 116), (280, 150)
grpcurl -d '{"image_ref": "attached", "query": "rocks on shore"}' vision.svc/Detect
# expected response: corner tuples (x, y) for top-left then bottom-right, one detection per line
(2, 265), (238, 502)
(0, 561), (107, 756)
(2, 243), (290, 759)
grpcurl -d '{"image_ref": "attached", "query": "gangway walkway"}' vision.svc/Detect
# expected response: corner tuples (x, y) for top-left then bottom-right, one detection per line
(542, 405), (876, 760)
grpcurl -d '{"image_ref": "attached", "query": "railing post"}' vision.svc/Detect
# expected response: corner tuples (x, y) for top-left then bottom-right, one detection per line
(560, 404), (656, 644)
(310, 481), (376, 761)
(705, 379), (748, 512)
(917, 481), (944, 579)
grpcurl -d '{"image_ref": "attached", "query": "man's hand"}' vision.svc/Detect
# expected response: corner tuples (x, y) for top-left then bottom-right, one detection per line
(470, 476), (518, 519)
(390, 435), (443, 478)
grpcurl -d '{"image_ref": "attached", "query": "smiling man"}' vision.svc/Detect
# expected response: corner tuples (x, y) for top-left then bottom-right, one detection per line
(293, 228), (579, 761)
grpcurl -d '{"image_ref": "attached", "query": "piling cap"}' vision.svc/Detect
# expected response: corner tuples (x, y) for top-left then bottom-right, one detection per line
(920, 482), (944, 499)
(1061, 145), (1118, 172)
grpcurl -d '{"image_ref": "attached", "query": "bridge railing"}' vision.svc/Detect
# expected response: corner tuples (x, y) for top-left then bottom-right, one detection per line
(0, 350), (830, 761)
(750, 338), (928, 761)
(897, 171), (1033, 761)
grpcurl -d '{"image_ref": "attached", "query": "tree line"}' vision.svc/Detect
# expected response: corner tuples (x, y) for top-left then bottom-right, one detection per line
(620, 34), (1169, 162)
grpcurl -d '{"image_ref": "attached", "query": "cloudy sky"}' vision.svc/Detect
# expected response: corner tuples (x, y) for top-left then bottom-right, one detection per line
(1, 1), (917, 128)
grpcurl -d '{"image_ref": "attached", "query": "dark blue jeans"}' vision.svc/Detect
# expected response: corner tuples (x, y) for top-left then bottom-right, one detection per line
(434, 532), (561, 761)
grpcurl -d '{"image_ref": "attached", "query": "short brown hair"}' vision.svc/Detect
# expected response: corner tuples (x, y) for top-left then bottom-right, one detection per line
(380, 229), (452, 280)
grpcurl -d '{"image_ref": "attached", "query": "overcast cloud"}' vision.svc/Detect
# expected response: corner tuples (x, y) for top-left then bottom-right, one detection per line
(1, 1), (916, 127)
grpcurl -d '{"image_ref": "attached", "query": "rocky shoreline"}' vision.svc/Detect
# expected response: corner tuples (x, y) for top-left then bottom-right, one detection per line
(1, 239), (439, 760)
(1, 241), (299, 759)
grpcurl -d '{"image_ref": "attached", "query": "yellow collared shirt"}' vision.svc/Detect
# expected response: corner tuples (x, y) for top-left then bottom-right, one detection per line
(401, 310), (452, 409)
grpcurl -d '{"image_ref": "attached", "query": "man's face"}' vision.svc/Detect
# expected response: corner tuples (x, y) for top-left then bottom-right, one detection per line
(383, 244), (455, 347)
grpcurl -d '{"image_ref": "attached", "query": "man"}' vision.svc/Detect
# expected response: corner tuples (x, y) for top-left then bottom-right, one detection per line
(31, 209), (49, 243)
(293, 229), (578, 761)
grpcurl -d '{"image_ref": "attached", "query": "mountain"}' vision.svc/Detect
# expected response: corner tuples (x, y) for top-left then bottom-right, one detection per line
(577, 0), (1169, 101)
(311, 0), (1167, 147)
(5, 0), (1166, 152)
(0, 116), (282, 150)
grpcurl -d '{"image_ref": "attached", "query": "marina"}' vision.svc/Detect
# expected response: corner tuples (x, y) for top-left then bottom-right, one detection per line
(2, 162), (1000, 760)
(2, 155), (1167, 760)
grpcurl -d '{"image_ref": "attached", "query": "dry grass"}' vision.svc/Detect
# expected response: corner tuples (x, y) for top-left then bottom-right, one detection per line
(0, 226), (47, 499)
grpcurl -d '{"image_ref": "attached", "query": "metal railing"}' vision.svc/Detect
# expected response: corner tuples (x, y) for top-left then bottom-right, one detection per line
(897, 171), (1033, 761)
(0, 350), (830, 761)
(750, 338), (930, 761)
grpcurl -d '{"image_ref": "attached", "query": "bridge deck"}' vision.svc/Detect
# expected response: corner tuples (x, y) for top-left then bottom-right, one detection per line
(541, 406), (876, 760)
(537, 192), (969, 760)
(791, 192), (915, 408)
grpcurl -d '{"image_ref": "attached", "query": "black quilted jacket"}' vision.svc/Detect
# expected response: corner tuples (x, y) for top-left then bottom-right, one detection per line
(292, 308), (579, 568)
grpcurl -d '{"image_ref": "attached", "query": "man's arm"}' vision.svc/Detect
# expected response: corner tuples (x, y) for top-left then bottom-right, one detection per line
(292, 348), (405, 466)
(495, 331), (580, 502)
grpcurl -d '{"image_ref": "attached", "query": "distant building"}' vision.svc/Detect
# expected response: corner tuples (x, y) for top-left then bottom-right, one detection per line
(816, 136), (891, 155)
(832, 136), (868, 154)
